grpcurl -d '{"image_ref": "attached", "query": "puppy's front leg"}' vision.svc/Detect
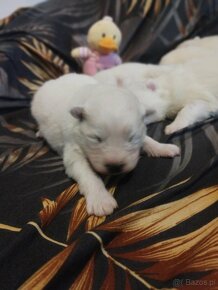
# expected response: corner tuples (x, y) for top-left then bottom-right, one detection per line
(143, 136), (180, 157)
(63, 143), (118, 216)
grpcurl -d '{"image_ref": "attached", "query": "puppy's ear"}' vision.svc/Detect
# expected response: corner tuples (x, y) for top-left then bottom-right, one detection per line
(70, 107), (86, 121)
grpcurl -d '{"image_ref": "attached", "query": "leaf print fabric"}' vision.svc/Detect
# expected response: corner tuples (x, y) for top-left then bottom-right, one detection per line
(0, 0), (218, 289)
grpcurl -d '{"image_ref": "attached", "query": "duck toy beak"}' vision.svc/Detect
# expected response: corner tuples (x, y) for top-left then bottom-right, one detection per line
(98, 37), (118, 53)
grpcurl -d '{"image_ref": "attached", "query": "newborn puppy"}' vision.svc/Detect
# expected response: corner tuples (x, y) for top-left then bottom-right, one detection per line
(95, 36), (218, 135)
(31, 73), (180, 216)
(161, 36), (218, 65)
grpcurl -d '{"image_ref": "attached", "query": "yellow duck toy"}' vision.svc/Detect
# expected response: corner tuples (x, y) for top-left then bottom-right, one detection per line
(71, 16), (122, 76)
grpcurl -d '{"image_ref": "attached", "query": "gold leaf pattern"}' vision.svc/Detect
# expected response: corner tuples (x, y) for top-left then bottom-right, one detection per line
(165, 0), (171, 5)
(102, 186), (218, 247)
(187, 0), (197, 19)
(19, 243), (75, 290)
(0, 118), (49, 171)
(2, 148), (22, 171)
(143, 0), (153, 16)
(154, 0), (161, 15)
(67, 183), (117, 240)
(56, 184), (79, 204)
(22, 145), (49, 163)
(21, 61), (49, 81)
(0, 16), (11, 27)
(39, 183), (79, 227)
(20, 37), (70, 74)
(0, 122), (26, 134)
(39, 197), (58, 227)
(127, 0), (171, 16)
(69, 255), (95, 290)
(124, 272), (132, 290)
(125, 177), (190, 210)
(0, 8), (27, 28)
(18, 37), (70, 94)
(86, 215), (106, 231)
(18, 77), (43, 93)
(112, 219), (218, 280)
(88, 231), (155, 289)
(127, 0), (138, 14)
(0, 117), (36, 137)
(67, 197), (88, 241)
(100, 259), (115, 290)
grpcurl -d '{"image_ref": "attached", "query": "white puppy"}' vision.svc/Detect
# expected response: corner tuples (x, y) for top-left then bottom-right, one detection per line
(95, 36), (218, 135)
(161, 36), (218, 65)
(31, 73), (180, 216)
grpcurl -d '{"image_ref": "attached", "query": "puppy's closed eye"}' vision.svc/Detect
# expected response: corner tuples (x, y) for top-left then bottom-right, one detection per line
(87, 135), (103, 143)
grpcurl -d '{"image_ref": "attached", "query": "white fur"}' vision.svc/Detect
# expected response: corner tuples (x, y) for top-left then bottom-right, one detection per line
(95, 36), (218, 134)
(31, 73), (180, 216)
(161, 36), (218, 65)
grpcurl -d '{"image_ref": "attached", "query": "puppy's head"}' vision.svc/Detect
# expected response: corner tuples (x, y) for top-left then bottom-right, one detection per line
(70, 84), (147, 175)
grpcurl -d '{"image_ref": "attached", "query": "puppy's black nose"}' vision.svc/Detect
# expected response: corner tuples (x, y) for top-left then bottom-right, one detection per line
(105, 163), (124, 174)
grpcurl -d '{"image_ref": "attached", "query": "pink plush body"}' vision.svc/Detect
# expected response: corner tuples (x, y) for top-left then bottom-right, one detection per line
(77, 48), (122, 75)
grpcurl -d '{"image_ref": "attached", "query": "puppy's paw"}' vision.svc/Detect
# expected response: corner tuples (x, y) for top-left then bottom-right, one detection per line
(165, 122), (187, 135)
(147, 143), (180, 158)
(158, 143), (180, 157)
(86, 191), (118, 217)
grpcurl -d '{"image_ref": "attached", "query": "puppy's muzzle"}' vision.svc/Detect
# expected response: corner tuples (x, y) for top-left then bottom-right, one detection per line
(105, 163), (124, 175)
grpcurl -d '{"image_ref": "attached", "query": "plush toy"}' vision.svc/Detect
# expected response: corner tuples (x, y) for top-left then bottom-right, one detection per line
(71, 16), (122, 75)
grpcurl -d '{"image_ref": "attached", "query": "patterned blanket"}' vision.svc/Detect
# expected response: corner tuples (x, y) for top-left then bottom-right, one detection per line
(0, 0), (217, 289)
